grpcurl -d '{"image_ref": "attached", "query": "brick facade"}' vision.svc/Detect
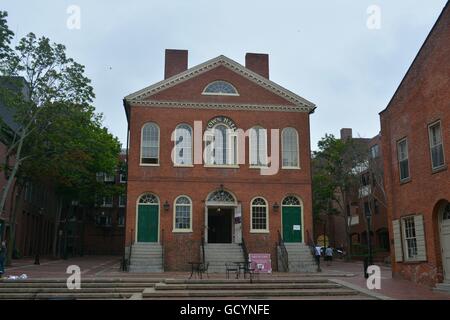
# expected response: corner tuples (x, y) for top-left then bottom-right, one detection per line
(124, 50), (315, 271)
(380, 3), (450, 286)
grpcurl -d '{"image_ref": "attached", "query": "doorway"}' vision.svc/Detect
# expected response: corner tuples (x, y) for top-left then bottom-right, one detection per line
(207, 208), (233, 243)
(439, 202), (450, 280)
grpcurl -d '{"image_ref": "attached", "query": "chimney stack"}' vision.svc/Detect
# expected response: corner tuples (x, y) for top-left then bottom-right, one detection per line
(245, 53), (269, 79)
(340, 128), (353, 140)
(164, 49), (188, 79)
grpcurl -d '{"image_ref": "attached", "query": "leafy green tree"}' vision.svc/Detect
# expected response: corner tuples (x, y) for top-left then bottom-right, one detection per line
(312, 134), (368, 259)
(0, 12), (121, 259)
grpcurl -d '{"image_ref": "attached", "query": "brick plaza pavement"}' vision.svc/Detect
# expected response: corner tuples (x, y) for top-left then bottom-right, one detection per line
(1, 256), (449, 299)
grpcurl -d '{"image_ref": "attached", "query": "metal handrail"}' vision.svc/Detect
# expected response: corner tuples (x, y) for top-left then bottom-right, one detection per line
(161, 229), (165, 271)
(277, 230), (289, 272)
(306, 229), (320, 271)
(201, 231), (206, 264)
(241, 236), (249, 264)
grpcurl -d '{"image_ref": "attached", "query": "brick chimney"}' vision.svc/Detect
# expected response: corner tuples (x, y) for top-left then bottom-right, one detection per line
(164, 49), (188, 79)
(245, 53), (269, 79)
(340, 128), (353, 140)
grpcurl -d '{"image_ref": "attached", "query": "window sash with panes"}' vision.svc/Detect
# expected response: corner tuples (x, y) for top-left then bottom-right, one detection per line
(370, 144), (380, 159)
(141, 123), (159, 164)
(174, 197), (191, 231)
(403, 217), (418, 260)
(251, 199), (268, 231)
(101, 196), (113, 207)
(119, 195), (126, 207)
(397, 139), (410, 181)
(429, 122), (445, 169)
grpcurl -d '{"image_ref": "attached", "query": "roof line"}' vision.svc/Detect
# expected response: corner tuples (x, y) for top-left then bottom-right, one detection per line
(379, 1), (448, 115)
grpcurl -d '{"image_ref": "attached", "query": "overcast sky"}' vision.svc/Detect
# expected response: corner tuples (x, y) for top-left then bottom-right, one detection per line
(3, 0), (447, 149)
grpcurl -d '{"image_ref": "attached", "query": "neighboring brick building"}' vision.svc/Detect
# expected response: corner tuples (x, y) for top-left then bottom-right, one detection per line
(0, 77), (58, 260)
(123, 50), (316, 271)
(314, 129), (389, 262)
(380, 3), (450, 287)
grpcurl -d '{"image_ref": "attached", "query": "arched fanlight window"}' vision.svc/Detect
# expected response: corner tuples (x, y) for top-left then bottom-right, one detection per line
(141, 123), (160, 165)
(249, 126), (268, 167)
(282, 195), (301, 206)
(173, 124), (192, 165)
(251, 197), (269, 232)
(202, 80), (239, 96)
(205, 124), (237, 166)
(139, 193), (159, 204)
(282, 127), (299, 168)
(173, 196), (192, 231)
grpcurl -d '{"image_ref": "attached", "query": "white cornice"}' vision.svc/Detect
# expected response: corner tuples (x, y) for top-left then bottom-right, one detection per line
(124, 55), (316, 112)
(132, 100), (313, 113)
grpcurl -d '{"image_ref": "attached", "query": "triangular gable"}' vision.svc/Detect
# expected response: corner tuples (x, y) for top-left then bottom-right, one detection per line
(125, 55), (316, 113)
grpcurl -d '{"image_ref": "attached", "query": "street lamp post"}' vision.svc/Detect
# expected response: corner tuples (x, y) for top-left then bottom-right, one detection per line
(364, 208), (373, 278)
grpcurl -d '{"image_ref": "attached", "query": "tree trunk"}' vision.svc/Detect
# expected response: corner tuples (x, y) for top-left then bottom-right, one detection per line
(0, 128), (26, 216)
(6, 183), (22, 266)
(52, 197), (63, 258)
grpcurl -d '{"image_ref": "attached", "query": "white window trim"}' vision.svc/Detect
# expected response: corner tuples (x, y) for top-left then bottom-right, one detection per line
(203, 124), (239, 167)
(173, 123), (193, 166)
(173, 195), (193, 233)
(201, 80), (240, 96)
(119, 174), (127, 183)
(428, 120), (446, 170)
(401, 215), (418, 262)
(250, 196), (270, 233)
(140, 122), (160, 166)
(281, 127), (300, 169)
(119, 195), (126, 207)
(397, 137), (410, 181)
(249, 126), (269, 169)
(101, 196), (113, 208)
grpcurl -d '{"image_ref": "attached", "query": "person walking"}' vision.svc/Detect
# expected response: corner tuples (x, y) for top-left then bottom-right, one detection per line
(325, 245), (333, 266)
(314, 245), (322, 272)
(0, 241), (7, 278)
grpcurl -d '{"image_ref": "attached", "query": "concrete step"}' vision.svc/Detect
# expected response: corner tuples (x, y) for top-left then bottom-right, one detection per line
(129, 266), (164, 273)
(434, 282), (450, 293)
(0, 287), (146, 294)
(0, 292), (133, 300)
(163, 278), (330, 284)
(154, 283), (342, 290)
(143, 287), (360, 298)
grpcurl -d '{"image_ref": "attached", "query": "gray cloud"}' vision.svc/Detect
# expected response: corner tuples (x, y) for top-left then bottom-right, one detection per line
(3, 0), (447, 149)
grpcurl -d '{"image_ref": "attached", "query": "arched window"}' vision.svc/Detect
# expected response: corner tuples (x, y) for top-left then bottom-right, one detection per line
(141, 123), (159, 165)
(251, 197), (269, 232)
(282, 128), (299, 168)
(282, 195), (301, 206)
(139, 193), (159, 204)
(173, 196), (192, 232)
(249, 126), (268, 167)
(205, 124), (237, 166)
(173, 124), (192, 165)
(202, 80), (239, 95)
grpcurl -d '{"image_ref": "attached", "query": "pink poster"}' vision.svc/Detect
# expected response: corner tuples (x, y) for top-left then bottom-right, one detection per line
(249, 253), (272, 273)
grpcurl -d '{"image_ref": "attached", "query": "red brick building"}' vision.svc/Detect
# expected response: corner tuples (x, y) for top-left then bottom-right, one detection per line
(380, 3), (449, 287)
(123, 50), (316, 271)
(314, 129), (389, 262)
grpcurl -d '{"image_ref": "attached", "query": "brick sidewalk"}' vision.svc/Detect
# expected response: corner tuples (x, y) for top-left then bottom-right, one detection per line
(2, 256), (450, 299)
(320, 259), (450, 300)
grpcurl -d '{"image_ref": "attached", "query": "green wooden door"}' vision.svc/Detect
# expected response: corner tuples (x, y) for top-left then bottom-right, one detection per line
(137, 205), (158, 242)
(282, 206), (302, 242)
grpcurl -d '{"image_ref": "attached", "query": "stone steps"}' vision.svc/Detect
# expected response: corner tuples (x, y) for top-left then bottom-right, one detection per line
(280, 243), (318, 272)
(0, 279), (158, 300)
(204, 244), (245, 273)
(129, 243), (163, 272)
(434, 282), (450, 293)
(142, 279), (368, 299)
